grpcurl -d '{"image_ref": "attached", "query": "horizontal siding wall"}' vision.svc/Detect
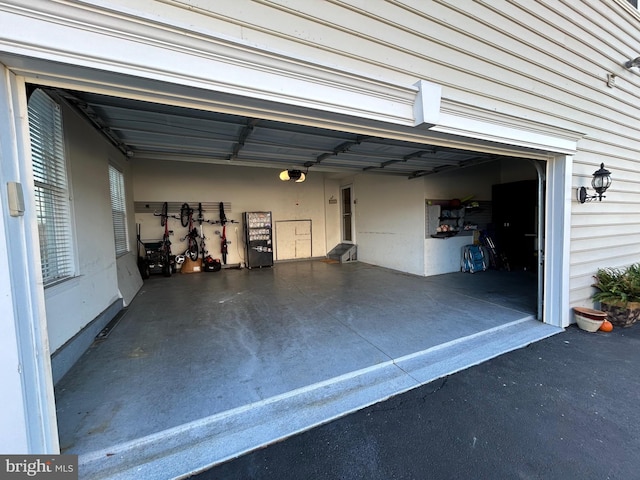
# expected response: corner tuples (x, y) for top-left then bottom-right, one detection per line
(157, 0), (640, 307)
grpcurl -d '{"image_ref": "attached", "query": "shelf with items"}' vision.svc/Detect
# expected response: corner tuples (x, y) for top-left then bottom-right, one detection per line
(426, 200), (492, 239)
(430, 231), (459, 239)
(435, 207), (464, 236)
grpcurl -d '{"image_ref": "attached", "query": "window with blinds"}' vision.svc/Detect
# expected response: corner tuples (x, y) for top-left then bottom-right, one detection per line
(28, 89), (75, 286)
(109, 164), (128, 256)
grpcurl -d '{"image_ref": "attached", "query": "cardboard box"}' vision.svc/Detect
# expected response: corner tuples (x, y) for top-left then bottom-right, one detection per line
(181, 257), (202, 274)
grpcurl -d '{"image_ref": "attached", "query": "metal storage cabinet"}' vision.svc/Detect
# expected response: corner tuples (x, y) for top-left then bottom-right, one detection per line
(243, 211), (274, 268)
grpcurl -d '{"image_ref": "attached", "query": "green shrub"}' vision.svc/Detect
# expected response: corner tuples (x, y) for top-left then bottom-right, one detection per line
(592, 263), (640, 305)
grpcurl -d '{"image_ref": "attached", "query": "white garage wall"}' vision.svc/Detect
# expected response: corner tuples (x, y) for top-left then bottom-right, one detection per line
(423, 159), (538, 202)
(324, 176), (342, 254)
(46, 102), (140, 353)
(423, 162), (501, 202)
(132, 159), (335, 263)
(353, 174), (425, 276)
(499, 159), (539, 185)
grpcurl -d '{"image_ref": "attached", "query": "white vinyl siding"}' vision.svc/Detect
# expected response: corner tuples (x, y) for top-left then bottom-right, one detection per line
(28, 89), (75, 286)
(109, 164), (128, 256)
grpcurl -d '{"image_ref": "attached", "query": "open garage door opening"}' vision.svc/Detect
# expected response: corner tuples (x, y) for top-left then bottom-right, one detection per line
(19, 79), (561, 477)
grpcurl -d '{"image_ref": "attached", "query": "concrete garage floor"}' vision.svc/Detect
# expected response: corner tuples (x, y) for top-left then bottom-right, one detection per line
(54, 261), (562, 479)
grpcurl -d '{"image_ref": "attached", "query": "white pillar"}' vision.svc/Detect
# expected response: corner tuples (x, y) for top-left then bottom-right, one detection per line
(544, 155), (573, 328)
(0, 65), (59, 453)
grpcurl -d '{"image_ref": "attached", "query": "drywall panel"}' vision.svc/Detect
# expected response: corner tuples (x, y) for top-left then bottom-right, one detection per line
(422, 157), (536, 201)
(353, 174), (425, 275)
(425, 236), (472, 276)
(110, 155), (144, 306)
(324, 176), (343, 255)
(499, 158), (539, 184)
(132, 160), (328, 264)
(45, 102), (125, 353)
(275, 220), (312, 260)
(423, 161), (501, 202)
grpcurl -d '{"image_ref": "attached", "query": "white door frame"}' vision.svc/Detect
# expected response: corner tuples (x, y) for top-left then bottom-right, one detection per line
(340, 184), (355, 245)
(0, 67), (59, 453)
(543, 154), (573, 328)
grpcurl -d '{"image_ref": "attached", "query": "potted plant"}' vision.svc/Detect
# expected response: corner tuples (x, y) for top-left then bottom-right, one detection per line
(592, 263), (640, 328)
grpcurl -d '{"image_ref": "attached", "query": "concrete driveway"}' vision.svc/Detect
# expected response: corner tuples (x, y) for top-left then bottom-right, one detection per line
(200, 323), (640, 480)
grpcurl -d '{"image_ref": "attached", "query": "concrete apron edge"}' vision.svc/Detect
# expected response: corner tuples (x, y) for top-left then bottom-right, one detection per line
(79, 317), (563, 480)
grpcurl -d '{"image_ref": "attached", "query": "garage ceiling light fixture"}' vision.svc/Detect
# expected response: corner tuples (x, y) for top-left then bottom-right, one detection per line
(279, 169), (306, 182)
(577, 163), (612, 203)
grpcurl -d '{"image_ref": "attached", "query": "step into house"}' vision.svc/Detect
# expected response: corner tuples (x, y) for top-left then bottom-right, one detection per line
(327, 243), (357, 263)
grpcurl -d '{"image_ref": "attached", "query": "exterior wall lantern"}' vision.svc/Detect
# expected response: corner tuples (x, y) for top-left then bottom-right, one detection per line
(624, 57), (640, 68)
(577, 163), (612, 203)
(279, 169), (306, 182)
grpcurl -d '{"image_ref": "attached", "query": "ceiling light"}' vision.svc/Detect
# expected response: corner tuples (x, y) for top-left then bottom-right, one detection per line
(279, 169), (306, 182)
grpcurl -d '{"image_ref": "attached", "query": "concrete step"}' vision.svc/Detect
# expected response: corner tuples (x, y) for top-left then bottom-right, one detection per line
(327, 243), (357, 263)
(79, 317), (562, 479)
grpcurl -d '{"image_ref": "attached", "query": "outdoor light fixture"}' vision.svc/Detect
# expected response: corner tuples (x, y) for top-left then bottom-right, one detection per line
(577, 163), (612, 203)
(279, 169), (306, 182)
(624, 57), (640, 68)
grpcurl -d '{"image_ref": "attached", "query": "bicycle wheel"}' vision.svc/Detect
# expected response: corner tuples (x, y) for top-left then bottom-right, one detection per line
(162, 245), (172, 277)
(160, 202), (168, 227)
(187, 232), (199, 261)
(180, 203), (190, 227)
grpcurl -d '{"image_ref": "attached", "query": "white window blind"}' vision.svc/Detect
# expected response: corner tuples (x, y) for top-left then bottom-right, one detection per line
(28, 89), (75, 286)
(109, 164), (128, 256)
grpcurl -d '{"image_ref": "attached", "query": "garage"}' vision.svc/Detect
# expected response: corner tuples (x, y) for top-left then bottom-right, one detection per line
(0, 2), (583, 474)
(23, 81), (562, 478)
(7, 65), (574, 478)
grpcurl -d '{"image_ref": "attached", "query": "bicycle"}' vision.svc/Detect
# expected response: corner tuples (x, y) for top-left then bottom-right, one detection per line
(195, 203), (209, 261)
(479, 230), (510, 271)
(212, 202), (237, 265)
(179, 203), (199, 261)
(153, 201), (174, 277)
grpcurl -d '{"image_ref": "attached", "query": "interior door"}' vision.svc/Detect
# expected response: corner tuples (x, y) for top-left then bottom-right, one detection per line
(341, 185), (354, 244)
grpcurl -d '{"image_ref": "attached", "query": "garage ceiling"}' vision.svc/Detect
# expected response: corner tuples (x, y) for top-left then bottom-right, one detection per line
(45, 87), (500, 179)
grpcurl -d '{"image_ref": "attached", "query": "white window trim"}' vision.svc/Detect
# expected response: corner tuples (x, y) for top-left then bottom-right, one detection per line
(28, 88), (77, 287)
(109, 163), (129, 257)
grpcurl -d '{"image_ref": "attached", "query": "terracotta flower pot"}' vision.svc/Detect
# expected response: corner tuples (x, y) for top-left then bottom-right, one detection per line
(573, 307), (606, 332)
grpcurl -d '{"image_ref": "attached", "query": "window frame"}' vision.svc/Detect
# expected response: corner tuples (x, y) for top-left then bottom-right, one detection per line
(28, 88), (76, 287)
(109, 163), (129, 257)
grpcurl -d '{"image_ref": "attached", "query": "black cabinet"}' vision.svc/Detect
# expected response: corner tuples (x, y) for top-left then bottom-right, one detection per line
(491, 180), (538, 271)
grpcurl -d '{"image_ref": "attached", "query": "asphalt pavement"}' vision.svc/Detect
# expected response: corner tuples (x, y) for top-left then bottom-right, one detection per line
(194, 324), (640, 480)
